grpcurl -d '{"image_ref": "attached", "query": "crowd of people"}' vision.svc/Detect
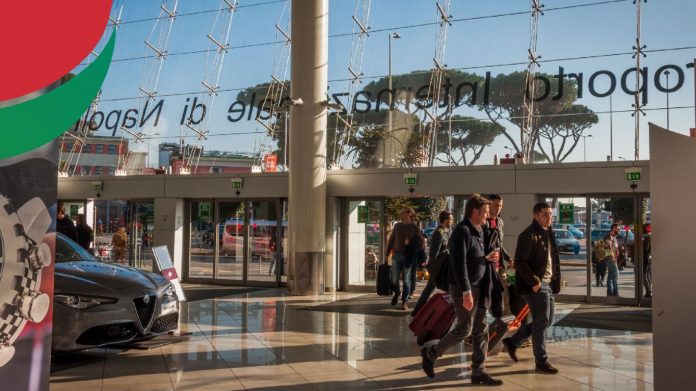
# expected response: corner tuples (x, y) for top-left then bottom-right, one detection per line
(384, 194), (562, 386)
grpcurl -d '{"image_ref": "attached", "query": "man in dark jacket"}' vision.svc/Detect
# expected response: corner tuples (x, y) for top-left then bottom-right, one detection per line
(503, 202), (561, 374)
(75, 214), (94, 251)
(56, 205), (78, 242)
(421, 194), (503, 386)
(411, 210), (452, 317)
(484, 194), (516, 318)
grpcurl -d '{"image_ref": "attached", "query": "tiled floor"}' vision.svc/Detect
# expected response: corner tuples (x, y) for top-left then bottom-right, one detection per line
(50, 289), (654, 390)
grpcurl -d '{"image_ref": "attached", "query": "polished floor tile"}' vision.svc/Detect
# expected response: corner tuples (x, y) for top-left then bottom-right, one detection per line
(50, 288), (654, 390)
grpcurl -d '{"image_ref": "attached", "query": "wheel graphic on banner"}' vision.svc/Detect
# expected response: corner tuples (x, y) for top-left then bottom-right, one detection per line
(0, 195), (52, 367)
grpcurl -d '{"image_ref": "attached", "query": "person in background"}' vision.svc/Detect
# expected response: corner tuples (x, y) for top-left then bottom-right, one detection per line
(112, 226), (129, 264)
(643, 223), (652, 298)
(605, 224), (621, 297)
(57, 206), (78, 241)
(411, 210), (452, 317)
(385, 207), (425, 311)
(75, 214), (94, 251)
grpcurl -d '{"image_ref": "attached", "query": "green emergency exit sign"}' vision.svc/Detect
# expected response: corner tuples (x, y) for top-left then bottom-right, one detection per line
(231, 178), (243, 189)
(404, 177), (417, 185)
(626, 172), (641, 181)
(558, 203), (574, 225)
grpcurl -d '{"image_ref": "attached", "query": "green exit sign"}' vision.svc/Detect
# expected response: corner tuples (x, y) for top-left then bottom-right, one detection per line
(91, 181), (103, 191)
(231, 178), (243, 189)
(626, 172), (641, 181)
(403, 173), (418, 186)
(558, 203), (574, 224)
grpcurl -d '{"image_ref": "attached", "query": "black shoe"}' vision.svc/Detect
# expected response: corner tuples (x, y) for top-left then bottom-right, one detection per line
(471, 372), (503, 386)
(391, 294), (399, 306)
(535, 361), (559, 374)
(420, 347), (435, 378)
(502, 338), (518, 363)
(644, 293), (652, 299)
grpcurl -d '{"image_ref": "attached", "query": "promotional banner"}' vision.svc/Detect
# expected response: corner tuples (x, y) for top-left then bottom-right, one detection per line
(0, 143), (57, 390)
(0, 2), (113, 389)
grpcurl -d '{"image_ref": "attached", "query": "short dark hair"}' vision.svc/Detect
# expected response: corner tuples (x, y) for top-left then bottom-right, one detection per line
(465, 194), (491, 219)
(488, 194), (503, 202)
(611, 223), (620, 231)
(438, 211), (452, 224)
(533, 202), (552, 214)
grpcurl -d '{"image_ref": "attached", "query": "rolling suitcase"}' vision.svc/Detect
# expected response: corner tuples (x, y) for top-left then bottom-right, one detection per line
(376, 263), (393, 296)
(488, 304), (530, 355)
(410, 292), (455, 346)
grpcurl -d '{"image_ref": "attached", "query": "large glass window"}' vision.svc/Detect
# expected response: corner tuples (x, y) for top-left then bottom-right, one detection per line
(218, 201), (244, 280)
(246, 201), (278, 283)
(590, 197), (636, 301)
(189, 201), (214, 279)
(545, 197), (588, 298)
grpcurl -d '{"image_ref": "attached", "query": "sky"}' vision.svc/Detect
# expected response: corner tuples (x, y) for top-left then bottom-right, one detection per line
(76, 0), (696, 167)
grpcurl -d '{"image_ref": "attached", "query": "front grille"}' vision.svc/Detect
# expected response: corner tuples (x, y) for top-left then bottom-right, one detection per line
(133, 296), (157, 328)
(150, 313), (179, 334)
(76, 322), (138, 346)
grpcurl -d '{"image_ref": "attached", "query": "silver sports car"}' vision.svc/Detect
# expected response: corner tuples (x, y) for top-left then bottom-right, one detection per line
(52, 233), (179, 351)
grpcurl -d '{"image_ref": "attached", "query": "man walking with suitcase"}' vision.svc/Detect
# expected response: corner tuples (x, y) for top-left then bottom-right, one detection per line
(502, 202), (561, 374)
(420, 194), (503, 386)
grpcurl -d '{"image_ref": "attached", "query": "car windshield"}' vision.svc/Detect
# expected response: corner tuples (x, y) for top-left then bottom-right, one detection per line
(55, 233), (95, 263)
(555, 230), (572, 239)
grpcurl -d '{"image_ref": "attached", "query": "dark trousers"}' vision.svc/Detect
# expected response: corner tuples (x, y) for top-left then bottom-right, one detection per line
(509, 282), (555, 365)
(411, 279), (436, 316)
(643, 262), (652, 296)
(426, 285), (489, 375)
(410, 266), (417, 296)
(508, 285), (527, 316)
(595, 259), (607, 286)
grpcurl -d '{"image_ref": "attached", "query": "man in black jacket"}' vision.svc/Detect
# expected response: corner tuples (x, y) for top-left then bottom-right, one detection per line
(411, 210), (452, 317)
(503, 202), (561, 374)
(421, 194), (503, 386)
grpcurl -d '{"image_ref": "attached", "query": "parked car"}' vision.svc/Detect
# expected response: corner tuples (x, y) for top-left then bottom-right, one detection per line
(554, 224), (584, 239)
(590, 228), (634, 246)
(52, 233), (179, 351)
(553, 229), (581, 254)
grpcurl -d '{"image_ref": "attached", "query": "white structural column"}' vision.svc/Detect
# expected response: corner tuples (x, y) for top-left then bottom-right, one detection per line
(287, 0), (328, 295)
(649, 123), (696, 390)
(153, 198), (185, 274)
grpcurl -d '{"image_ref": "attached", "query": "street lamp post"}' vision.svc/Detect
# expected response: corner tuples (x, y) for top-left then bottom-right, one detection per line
(385, 32), (401, 168)
(581, 134), (593, 162)
(664, 69), (671, 129)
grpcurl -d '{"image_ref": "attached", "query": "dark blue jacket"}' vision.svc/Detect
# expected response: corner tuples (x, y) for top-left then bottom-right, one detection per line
(448, 219), (494, 299)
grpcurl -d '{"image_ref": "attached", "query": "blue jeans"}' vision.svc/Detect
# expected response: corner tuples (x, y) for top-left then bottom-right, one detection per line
(390, 253), (412, 303)
(606, 259), (619, 297)
(509, 282), (555, 365)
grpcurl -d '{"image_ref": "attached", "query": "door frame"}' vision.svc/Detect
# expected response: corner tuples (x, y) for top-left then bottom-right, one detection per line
(340, 197), (385, 292)
(547, 192), (650, 306)
(185, 198), (284, 287)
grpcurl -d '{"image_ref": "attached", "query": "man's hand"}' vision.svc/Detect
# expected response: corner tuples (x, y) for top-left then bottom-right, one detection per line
(507, 259), (515, 268)
(485, 250), (500, 263)
(532, 283), (541, 293)
(463, 291), (474, 311)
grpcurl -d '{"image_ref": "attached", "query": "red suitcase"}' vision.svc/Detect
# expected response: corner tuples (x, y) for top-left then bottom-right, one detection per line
(410, 292), (455, 345)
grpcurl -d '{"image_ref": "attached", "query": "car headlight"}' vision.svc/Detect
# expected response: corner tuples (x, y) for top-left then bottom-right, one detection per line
(54, 294), (117, 309)
(162, 284), (177, 299)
